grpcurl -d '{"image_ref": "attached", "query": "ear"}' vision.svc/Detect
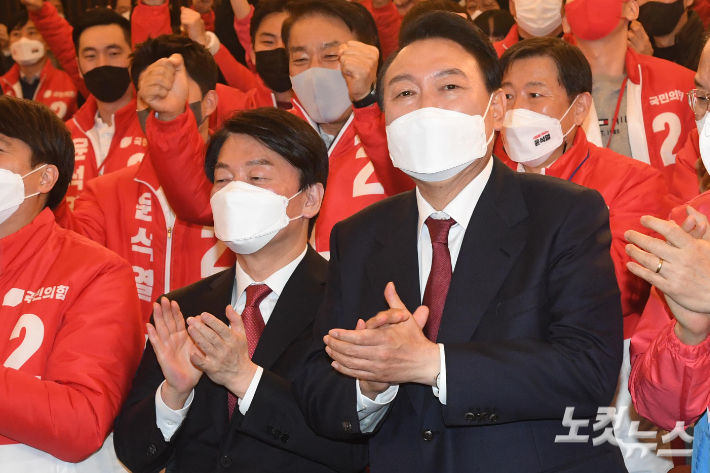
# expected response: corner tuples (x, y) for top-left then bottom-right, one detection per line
(202, 89), (219, 118)
(573, 92), (593, 126)
(37, 165), (59, 197)
(509, 0), (516, 17)
(623, 0), (639, 22)
(685, 0), (694, 8)
(300, 183), (325, 220)
(561, 12), (571, 35)
(489, 88), (507, 132)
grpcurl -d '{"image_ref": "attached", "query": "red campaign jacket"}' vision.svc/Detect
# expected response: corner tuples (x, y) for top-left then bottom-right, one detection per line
(493, 24), (577, 58)
(582, 48), (696, 189)
(65, 95), (148, 209)
(144, 103), (414, 257)
(0, 60), (77, 120)
(629, 191), (710, 431)
(0, 209), (143, 462)
(669, 127), (702, 205)
(213, 45), (278, 108)
(500, 129), (670, 337)
(131, 1), (173, 48)
(54, 154), (235, 321)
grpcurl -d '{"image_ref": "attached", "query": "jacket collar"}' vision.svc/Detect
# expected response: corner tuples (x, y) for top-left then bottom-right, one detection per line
(72, 90), (140, 138)
(0, 208), (56, 274)
(1, 59), (53, 89)
(625, 47), (643, 85)
(544, 128), (592, 180)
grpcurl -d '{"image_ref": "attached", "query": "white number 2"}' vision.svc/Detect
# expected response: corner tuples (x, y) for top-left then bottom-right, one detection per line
(353, 146), (385, 198)
(4, 314), (44, 370)
(652, 112), (681, 167)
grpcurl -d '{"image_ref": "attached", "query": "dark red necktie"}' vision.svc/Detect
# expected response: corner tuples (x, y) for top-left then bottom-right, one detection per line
(422, 217), (456, 342)
(227, 284), (272, 418)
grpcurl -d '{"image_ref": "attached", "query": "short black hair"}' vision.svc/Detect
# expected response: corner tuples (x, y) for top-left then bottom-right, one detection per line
(377, 11), (501, 109)
(131, 35), (219, 96)
(204, 108), (329, 236)
(500, 37), (592, 103)
(8, 11), (31, 33)
(250, 0), (292, 46)
(401, 0), (470, 35)
(0, 96), (74, 210)
(473, 9), (515, 41)
(282, 0), (381, 61)
(72, 8), (131, 54)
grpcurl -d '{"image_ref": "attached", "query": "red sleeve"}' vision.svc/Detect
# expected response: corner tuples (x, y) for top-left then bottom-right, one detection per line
(147, 110), (214, 226)
(131, 1), (173, 49)
(352, 104), (415, 195)
(233, 5), (255, 69)
(28, 2), (90, 99)
(53, 187), (109, 247)
(369, 1), (402, 60)
(629, 288), (710, 431)
(214, 44), (260, 92)
(0, 257), (143, 462)
(607, 165), (669, 334)
(669, 128), (701, 205)
(201, 9), (215, 32)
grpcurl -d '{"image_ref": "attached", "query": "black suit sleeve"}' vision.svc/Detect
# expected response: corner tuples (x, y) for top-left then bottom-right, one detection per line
(113, 339), (177, 473)
(293, 223), (368, 440)
(238, 369), (368, 472)
(442, 188), (624, 426)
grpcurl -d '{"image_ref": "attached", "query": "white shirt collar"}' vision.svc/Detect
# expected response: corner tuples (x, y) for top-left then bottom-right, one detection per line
(415, 157), (493, 237)
(516, 162), (546, 175)
(234, 246), (308, 302)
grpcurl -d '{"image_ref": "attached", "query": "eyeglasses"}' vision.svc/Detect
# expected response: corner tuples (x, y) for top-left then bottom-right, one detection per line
(687, 89), (710, 120)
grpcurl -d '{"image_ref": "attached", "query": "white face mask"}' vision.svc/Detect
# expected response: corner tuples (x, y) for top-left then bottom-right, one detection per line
(502, 97), (578, 168)
(386, 95), (495, 182)
(470, 9), (483, 19)
(210, 180), (302, 255)
(291, 67), (352, 124)
(10, 38), (46, 67)
(0, 164), (47, 225)
(514, 0), (563, 37)
(697, 113), (710, 176)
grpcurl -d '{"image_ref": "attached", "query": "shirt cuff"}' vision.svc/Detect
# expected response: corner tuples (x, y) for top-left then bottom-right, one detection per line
(237, 365), (263, 415)
(205, 31), (220, 56)
(432, 343), (447, 405)
(356, 380), (398, 433)
(155, 381), (194, 442)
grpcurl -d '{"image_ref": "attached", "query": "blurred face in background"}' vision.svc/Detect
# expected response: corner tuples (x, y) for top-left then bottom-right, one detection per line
(466, 0), (499, 19)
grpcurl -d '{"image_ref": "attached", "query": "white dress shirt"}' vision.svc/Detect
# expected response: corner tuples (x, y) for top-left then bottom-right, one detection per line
(84, 111), (115, 171)
(357, 158), (493, 432)
(155, 247), (308, 441)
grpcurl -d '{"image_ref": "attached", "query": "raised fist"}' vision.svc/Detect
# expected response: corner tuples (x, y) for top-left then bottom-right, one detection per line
(137, 53), (189, 121)
(338, 41), (379, 102)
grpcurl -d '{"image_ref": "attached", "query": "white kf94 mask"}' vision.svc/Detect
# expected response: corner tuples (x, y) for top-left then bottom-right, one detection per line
(386, 95), (495, 182)
(10, 38), (46, 67)
(291, 67), (352, 124)
(0, 164), (48, 225)
(502, 97), (578, 168)
(210, 180), (302, 255)
(697, 113), (710, 176)
(515, 0), (563, 37)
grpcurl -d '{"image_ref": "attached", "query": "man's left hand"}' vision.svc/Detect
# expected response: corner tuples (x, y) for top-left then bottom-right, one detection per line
(339, 41), (379, 102)
(186, 306), (258, 399)
(324, 282), (440, 386)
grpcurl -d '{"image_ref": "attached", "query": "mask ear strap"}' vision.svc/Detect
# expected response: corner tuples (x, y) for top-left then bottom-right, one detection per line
(483, 92), (496, 119)
(287, 189), (303, 201)
(21, 163), (48, 179)
(560, 95), (580, 138)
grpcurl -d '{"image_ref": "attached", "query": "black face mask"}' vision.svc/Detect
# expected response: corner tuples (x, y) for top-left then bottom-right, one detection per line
(638, 0), (686, 37)
(255, 48), (292, 94)
(137, 100), (205, 135)
(83, 65), (132, 103)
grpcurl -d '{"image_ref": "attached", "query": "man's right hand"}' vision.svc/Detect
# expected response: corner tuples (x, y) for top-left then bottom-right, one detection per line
(137, 53), (189, 122)
(180, 7), (208, 47)
(20, 0), (44, 12)
(147, 297), (203, 410)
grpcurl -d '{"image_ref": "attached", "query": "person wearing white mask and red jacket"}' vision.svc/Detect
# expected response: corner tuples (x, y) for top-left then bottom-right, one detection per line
(55, 36), (236, 323)
(145, 0), (414, 259)
(0, 11), (77, 120)
(0, 96), (143, 472)
(564, 0), (697, 196)
(493, 0), (575, 57)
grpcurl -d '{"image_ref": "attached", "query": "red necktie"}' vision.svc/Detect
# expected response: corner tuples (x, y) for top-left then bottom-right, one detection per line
(227, 283), (272, 418)
(422, 217), (456, 342)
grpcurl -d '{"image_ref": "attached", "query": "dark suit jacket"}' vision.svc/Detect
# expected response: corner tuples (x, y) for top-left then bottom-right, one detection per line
(294, 158), (627, 473)
(114, 247), (368, 473)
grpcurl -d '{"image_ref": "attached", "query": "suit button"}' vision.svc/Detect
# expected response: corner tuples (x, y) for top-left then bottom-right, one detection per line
(490, 414), (499, 423)
(221, 455), (232, 468)
(147, 444), (157, 456)
(265, 425), (273, 434)
(465, 412), (476, 423)
(475, 413), (483, 422)
(272, 429), (281, 439)
(422, 430), (434, 441)
(281, 434), (289, 443)
(342, 421), (352, 432)
(482, 412), (490, 422)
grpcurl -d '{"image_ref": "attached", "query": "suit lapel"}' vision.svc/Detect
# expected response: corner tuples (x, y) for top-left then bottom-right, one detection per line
(251, 247), (327, 370)
(203, 266), (237, 435)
